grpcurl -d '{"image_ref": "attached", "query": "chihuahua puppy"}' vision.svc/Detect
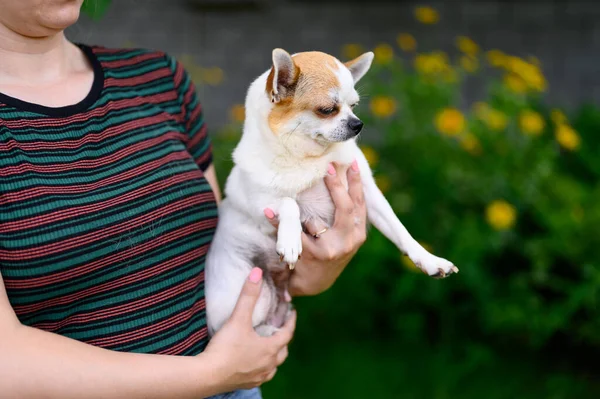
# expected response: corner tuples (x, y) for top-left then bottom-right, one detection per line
(205, 49), (458, 337)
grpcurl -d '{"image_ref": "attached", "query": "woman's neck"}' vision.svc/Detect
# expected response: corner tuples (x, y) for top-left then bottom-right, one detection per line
(0, 23), (82, 86)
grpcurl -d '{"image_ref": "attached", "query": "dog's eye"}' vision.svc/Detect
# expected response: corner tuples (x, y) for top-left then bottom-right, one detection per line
(350, 103), (359, 109)
(317, 107), (336, 115)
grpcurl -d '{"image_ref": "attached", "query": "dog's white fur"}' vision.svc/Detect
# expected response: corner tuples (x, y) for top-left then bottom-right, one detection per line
(205, 49), (457, 336)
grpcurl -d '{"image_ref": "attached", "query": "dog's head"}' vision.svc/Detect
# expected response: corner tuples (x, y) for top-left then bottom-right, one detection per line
(264, 49), (373, 147)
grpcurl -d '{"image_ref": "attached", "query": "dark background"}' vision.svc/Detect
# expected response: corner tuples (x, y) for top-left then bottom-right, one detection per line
(70, 0), (600, 128)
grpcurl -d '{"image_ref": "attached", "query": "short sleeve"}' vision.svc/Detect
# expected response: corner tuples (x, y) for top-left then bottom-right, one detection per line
(166, 55), (213, 171)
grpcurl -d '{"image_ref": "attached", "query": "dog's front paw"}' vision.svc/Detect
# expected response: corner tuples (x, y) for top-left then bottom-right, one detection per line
(409, 249), (458, 278)
(276, 222), (303, 269)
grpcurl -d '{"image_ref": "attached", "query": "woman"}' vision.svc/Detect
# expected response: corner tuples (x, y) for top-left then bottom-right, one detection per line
(0, 1), (367, 398)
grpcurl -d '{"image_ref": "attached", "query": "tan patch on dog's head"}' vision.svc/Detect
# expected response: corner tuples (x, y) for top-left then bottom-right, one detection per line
(267, 51), (342, 135)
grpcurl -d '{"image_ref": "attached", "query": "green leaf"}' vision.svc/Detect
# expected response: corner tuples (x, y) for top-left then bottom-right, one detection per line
(81, 0), (112, 20)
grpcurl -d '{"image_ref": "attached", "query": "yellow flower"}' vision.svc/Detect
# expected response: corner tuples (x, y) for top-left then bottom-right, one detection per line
(397, 33), (417, 52)
(414, 51), (450, 75)
(519, 110), (545, 136)
(486, 50), (506, 67)
(488, 109), (508, 131)
(503, 73), (527, 94)
(374, 44), (394, 65)
(401, 242), (433, 272)
(505, 56), (531, 74)
(178, 54), (204, 85)
(486, 200), (517, 230)
(443, 68), (458, 83)
(414, 55), (428, 73)
(202, 67), (224, 86)
(475, 105), (508, 132)
(456, 36), (479, 55)
(472, 102), (490, 118)
(370, 96), (397, 118)
(459, 55), (479, 73)
(555, 124), (580, 151)
(435, 108), (465, 136)
(503, 56), (547, 92)
(414, 52), (457, 83)
(414, 6), (440, 24)
(121, 40), (137, 48)
(360, 145), (379, 166)
(229, 104), (245, 123)
(375, 175), (391, 194)
(431, 51), (449, 64)
(521, 67), (547, 92)
(460, 133), (482, 155)
(342, 44), (365, 61)
(179, 54), (193, 63)
(550, 109), (567, 125)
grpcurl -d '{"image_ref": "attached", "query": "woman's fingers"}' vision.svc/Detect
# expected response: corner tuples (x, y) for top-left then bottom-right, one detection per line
(302, 218), (329, 238)
(264, 208), (279, 228)
(324, 163), (355, 229)
(264, 368), (277, 382)
(271, 310), (296, 347)
(276, 346), (288, 366)
(229, 268), (263, 328)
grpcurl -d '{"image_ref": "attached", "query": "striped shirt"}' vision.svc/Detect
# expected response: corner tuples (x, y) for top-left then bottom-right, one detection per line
(0, 45), (217, 355)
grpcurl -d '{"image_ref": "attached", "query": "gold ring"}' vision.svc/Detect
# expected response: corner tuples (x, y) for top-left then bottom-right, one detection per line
(312, 228), (328, 238)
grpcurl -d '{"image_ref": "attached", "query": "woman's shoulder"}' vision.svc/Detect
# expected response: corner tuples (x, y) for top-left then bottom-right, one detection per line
(81, 43), (180, 74)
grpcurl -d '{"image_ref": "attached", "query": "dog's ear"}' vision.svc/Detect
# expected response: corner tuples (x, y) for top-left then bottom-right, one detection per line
(345, 52), (374, 83)
(267, 48), (299, 103)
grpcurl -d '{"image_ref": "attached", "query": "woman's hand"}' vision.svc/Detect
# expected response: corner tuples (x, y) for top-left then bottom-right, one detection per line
(203, 268), (296, 391)
(266, 160), (367, 297)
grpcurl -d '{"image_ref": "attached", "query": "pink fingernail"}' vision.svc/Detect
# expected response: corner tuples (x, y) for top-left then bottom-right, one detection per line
(249, 267), (263, 283)
(351, 159), (359, 172)
(327, 163), (336, 176)
(264, 208), (275, 219)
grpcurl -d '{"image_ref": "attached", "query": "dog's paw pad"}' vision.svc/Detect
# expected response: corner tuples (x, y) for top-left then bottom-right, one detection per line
(275, 243), (302, 266)
(431, 267), (458, 279)
(410, 251), (458, 279)
(276, 225), (303, 266)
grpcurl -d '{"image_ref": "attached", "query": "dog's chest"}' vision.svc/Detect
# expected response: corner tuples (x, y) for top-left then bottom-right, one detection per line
(296, 166), (349, 226)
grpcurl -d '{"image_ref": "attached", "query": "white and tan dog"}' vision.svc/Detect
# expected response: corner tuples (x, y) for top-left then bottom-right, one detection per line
(205, 49), (458, 336)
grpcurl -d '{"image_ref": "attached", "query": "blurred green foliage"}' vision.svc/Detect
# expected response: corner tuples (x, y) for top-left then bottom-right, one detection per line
(81, 0), (112, 20)
(212, 33), (600, 398)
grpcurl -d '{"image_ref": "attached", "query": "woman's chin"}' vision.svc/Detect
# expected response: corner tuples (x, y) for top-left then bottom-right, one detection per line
(36, 1), (82, 33)
(41, 9), (81, 32)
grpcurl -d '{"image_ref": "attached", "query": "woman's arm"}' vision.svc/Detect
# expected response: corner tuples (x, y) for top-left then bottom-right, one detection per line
(0, 269), (295, 398)
(204, 164), (222, 205)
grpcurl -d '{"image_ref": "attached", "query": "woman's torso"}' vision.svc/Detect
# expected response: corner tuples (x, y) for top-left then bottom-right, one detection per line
(0, 45), (217, 355)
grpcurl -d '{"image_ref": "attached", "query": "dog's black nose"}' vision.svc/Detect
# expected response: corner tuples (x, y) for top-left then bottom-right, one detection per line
(348, 118), (364, 135)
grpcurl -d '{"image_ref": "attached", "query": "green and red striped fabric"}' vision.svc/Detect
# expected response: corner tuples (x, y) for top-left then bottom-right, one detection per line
(0, 45), (217, 355)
